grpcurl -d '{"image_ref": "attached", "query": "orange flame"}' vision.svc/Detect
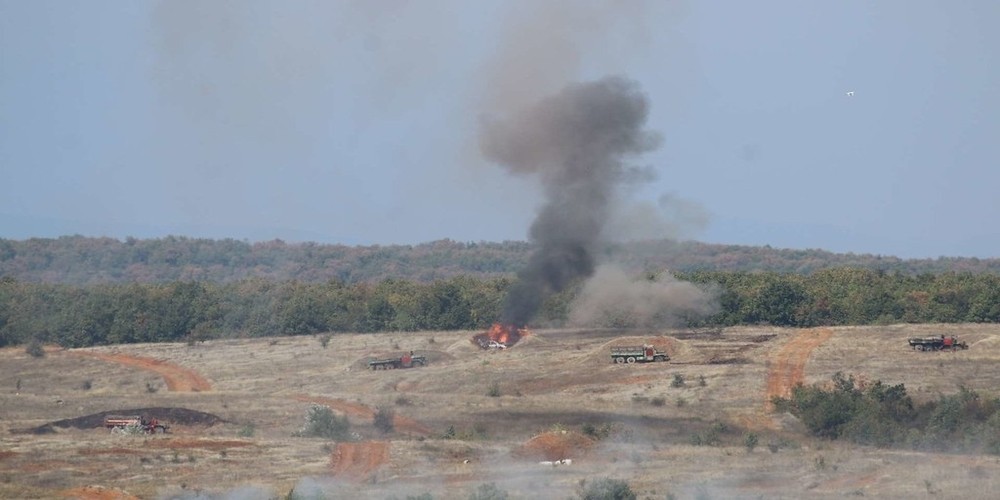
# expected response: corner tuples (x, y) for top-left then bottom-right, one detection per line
(472, 323), (530, 349)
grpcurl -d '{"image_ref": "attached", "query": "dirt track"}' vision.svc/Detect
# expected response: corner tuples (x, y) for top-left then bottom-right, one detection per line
(765, 327), (835, 407)
(71, 351), (212, 392)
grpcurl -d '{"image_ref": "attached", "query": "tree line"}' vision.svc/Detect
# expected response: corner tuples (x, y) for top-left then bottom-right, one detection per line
(4, 235), (1000, 285)
(3, 268), (1000, 348)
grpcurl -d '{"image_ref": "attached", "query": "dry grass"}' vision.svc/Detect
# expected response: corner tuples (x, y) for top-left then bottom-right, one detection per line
(1, 325), (1000, 499)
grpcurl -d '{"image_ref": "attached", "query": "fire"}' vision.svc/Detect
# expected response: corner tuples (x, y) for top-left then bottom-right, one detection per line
(472, 323), (530, 349)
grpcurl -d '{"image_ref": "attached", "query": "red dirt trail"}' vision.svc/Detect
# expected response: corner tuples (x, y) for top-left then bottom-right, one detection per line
(765, 327), (835, 407)
(739, 327), (835, 430)
(71, 351), (212, 392)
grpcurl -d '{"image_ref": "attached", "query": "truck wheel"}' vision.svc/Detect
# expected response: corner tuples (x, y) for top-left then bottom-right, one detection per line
(614, 357), (624, 364)
(626, 357), (636, 364)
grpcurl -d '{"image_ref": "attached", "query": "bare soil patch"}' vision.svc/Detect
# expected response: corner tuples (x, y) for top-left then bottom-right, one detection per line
(329, 441), (390, 481)
(59, 485), (139, 500)
(513, 430), (596, 461)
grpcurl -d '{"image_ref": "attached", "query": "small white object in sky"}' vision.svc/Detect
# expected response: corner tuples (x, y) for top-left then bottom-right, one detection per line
(846, 91), (855, 97)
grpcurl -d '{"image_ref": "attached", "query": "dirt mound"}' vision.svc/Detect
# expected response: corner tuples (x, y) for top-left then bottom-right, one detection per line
(59, 485), (138, 500)
(595, 335), (686, 361)
(16, 407), (227, 434)
(513, 430), (595, 461)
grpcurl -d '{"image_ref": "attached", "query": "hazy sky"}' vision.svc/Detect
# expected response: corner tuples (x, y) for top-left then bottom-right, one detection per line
(2, 1), (998, 258)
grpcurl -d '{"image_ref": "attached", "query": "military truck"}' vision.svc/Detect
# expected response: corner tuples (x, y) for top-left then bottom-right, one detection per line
(368, 352), (427, 370)
(611, 345), (670, 364)
(103, 415), (168, 433)
(908, 335), (968, 351)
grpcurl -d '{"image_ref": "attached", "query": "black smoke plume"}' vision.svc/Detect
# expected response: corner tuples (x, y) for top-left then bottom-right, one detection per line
(479, 76), (661, 325)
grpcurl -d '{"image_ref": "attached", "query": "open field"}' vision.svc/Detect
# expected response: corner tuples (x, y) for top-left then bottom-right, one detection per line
(2, 324), (1000, 499)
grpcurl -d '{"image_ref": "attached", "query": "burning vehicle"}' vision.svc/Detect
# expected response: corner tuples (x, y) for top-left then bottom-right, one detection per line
(473, 323), (529, 350)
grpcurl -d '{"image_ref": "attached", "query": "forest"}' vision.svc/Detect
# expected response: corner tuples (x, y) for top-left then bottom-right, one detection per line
(4, 263), (1000, 348)
(3, 236), (1000, 285)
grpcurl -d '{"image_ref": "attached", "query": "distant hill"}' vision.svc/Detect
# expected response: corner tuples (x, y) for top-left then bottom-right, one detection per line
(1, 236), (999, 285)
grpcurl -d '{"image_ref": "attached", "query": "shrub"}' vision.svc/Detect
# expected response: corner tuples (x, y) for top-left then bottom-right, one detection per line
(238, 423), (255, 437)
(671, 374), (685, 388)
(582, 422), (614, 440)
(374, 406), (395, 434)
(468, 482), (509, 500)
(691, 421), (727, 446)
(294, 404), (351, 440)
(25, 339), (45, 358)
(743, 431), (759, 452)
(580, 477), (636, 500)
(487, 382), (501, 397)
(318, 334), (332, 349)
(442, 425), (456, 439)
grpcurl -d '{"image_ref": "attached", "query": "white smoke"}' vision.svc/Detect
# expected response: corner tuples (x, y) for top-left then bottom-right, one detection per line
(568, 264), (718, 328)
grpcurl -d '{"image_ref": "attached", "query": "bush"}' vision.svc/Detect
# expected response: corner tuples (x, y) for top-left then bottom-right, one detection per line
(468, 482), (509, 500)
(487, 382), (501, 397)
(580, 478), (636, 500)
(743, 431), (759, 452)
(774, 373), (1000, 454)
(582, 422), (614, 440)
(25, 339), (45, 358)
(318, 334), (332, 349)
(671, 374), (685, 388)
(294, 404), (351, 440)
(374, 406), (395, 434)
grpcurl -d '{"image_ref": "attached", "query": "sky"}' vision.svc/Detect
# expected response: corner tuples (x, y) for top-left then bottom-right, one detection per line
(1, 0), (998, 259)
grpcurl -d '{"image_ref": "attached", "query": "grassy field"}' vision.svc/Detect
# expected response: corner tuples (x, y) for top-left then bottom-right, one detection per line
(2, 324), (999, 499)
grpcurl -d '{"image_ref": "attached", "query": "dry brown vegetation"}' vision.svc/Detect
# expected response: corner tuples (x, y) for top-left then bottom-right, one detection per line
(2, 324), (1000, 499)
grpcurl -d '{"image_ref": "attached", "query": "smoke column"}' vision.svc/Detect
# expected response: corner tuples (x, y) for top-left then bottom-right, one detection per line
(479, 76), (661, 325)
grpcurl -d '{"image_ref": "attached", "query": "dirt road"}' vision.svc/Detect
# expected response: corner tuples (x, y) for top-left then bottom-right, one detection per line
(765, 327), (834, 407)
(71, 351), (212, 392)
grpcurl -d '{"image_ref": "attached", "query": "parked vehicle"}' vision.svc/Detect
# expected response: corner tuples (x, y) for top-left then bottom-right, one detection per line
(368, 351), (427, 370)
(103, 415), (168, 433)
(610, 345), (670, 364)
(907, 335), (969, 351)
